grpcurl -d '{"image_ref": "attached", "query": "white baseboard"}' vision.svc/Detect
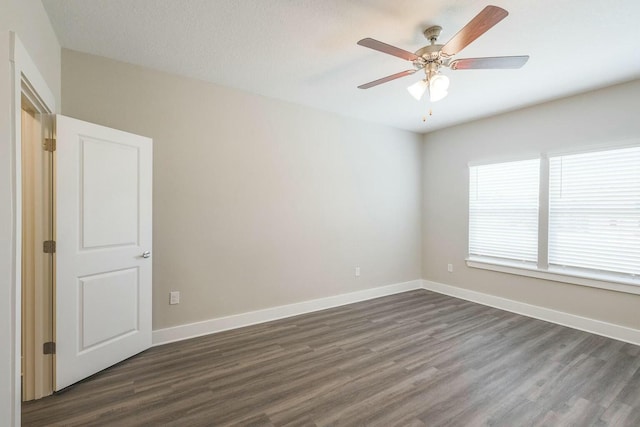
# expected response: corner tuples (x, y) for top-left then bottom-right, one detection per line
(153, 278), (640, 347)
(421, 279), (640, 346)
(152, 279), (422, 346)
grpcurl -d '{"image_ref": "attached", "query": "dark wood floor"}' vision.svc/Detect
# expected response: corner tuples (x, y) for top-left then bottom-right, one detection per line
(23, 289), (640, 426)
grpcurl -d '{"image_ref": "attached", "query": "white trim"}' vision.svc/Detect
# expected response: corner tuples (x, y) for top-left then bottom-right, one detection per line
(10, 34), (56, 112)
(421, 280), (640, 346)
(152, 278), (640, 349)
(6, 33), (57, 427)
(466, 258), (640, 295)
(1, 30), (16, 427)
(536, 153), (549, 270)
(152, 280), (422, 346)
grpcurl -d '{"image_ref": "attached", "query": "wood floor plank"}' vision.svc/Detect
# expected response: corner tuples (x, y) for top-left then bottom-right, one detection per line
(22, 289), (640, 426)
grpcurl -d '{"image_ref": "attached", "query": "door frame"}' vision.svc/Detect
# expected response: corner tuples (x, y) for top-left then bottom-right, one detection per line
(21, 74), (55, 400)
(4, 32), (56, 427)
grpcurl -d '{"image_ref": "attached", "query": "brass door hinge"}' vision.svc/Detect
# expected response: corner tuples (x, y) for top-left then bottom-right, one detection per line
(43, 342), (56, 355)
(43, 240), (56, 254)
(44, 138), (56, 152)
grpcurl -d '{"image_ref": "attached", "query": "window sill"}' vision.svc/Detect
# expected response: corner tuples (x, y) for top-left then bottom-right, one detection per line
(466, 257), (640, 296)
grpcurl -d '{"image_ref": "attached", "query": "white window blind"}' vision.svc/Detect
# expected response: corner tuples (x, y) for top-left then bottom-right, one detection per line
(549, 146), (640, 276)
(469, 159), (540, 263)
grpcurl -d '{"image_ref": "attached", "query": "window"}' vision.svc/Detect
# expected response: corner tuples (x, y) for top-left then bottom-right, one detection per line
(549, 146), (640, 276)
(468, 144), (640, 292)
(469, 158), (540, 263)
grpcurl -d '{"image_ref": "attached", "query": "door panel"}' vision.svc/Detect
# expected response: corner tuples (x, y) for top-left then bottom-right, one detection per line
(55, 115), (152, 391)
(79, 268), (139, 351)
(81, 137), (140, 248)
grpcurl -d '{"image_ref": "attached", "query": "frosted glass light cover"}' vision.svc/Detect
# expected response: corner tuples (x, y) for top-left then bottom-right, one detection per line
(407, 80), (428, 100)
(429, 74), (450, 102)
(429, 89), (448, 102)
(430, 74), (450, 91)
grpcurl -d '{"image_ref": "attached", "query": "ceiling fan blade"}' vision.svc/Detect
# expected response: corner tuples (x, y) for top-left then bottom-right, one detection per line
(358, 70), (416, 89)
(450, 55), (529, 70)
(357, 38), (419, 62)
(441, 6), (509, 57)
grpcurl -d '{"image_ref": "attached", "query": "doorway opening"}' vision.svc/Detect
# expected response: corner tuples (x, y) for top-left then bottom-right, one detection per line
(21, 87), (55, 402)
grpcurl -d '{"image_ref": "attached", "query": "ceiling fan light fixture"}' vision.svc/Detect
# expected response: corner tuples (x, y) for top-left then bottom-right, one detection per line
(407, 79), (428, 100)
(430, 74), (450, 92)
(429, 74), (449, 102)
(429, 88), (448, 102)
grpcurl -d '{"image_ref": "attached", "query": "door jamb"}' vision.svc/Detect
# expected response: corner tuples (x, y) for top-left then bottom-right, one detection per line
(9, 32), (56, 427)
(21, 82), (55, 401)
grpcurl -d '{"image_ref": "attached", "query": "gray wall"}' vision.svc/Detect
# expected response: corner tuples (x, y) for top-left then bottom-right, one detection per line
(422, 79), (640, 329)
(61, 49), (423, 330)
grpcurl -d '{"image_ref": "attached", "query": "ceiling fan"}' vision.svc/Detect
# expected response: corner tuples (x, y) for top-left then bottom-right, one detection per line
(357, 5), (529, 102)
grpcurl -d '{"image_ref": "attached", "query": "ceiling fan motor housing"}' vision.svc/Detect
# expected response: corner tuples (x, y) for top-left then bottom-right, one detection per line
(414, 44), (443, 62)
(410, 25), (446, 71)
(413, 44), (448, 75)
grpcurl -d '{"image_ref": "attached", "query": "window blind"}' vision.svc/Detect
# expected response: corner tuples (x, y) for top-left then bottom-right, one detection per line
(549, 146), (640, 276)
(469, 159), (540, 263)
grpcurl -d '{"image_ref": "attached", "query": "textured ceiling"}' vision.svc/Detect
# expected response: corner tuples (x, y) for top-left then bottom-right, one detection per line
(42, 0), (640, 133)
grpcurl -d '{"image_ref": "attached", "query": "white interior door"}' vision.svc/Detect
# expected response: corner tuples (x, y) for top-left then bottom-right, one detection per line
(55, 115), (152, 391)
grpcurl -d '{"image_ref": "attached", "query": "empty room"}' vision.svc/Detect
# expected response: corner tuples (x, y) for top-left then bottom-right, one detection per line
(2, 0), (640, 426)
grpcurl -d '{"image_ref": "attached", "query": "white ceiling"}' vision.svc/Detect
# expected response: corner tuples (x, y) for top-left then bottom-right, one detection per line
(42, 0), (640, 133)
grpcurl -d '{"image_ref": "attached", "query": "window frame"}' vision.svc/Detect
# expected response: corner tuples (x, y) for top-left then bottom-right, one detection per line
(466, 140), (640, 295)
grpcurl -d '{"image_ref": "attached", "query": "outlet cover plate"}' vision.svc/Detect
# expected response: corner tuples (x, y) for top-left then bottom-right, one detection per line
(169, 291), (180, 305)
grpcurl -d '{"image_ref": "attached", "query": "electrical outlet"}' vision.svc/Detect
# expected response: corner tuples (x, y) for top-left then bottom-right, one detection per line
(169, 291), (180, 305)
(355, 266), (361, 277)
(447, 264), (453, 273)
